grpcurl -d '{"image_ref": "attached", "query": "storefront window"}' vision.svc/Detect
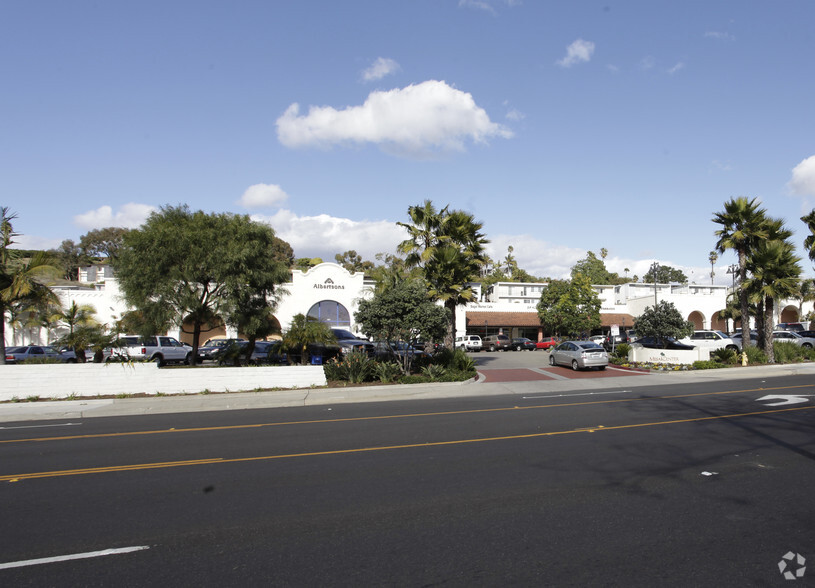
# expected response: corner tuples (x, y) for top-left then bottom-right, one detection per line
(307, 300), (350, 327)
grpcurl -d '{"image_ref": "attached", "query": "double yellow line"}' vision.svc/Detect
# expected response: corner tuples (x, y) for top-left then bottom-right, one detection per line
(2, 402), (812, 482)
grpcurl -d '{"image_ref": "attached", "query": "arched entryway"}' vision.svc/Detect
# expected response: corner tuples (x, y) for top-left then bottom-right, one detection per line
(779, 305), (799, 324)
(307, 300), (351, 327)
(688, 310), (705, 330)
(180, 315), (226, 346)
(711, 310), (728, 332)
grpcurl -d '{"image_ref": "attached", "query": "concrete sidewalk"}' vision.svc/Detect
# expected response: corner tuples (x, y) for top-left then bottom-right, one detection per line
(1, 362), (813, 423)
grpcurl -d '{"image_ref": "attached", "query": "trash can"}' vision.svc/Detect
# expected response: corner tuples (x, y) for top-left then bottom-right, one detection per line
(311, 355), (323, 365)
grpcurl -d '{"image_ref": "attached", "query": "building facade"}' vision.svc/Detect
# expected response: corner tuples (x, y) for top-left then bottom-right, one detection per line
(4, 263), (811, 347)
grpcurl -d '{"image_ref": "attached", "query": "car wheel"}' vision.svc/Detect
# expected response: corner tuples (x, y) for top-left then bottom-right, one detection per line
(489, 344), (495, 352)
(598, 365), (606, 371)
(549, 355), (556, 366)
(804, 343), (813, 349)
(153, 355), (164, 367)
(571, 360), (579, 371)
(514, 345), (520, 351)
(726, 345), (739, 352)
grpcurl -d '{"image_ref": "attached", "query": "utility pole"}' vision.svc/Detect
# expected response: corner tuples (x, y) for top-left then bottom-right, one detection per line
(651, 261), (659, 308)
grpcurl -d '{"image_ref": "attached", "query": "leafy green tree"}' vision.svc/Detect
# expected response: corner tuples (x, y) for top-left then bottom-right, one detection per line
(281, 313), (336, 365)
(294, 257), (322, 271)
(1, 208), (60, 363)
(633, 301), (694, 345)
(334, 250), (374, 274)
(79, 227), (131, 262)
(355, 280), (448, 373)
(49, 239), (87, 280)
(399, 202), (488, 346)
(571, 251), (626, 285)
(536, 275), (601, 337)
(113, 205), (292, 364)
(713, 196), (769, 342)
(642, 264), (688, 284)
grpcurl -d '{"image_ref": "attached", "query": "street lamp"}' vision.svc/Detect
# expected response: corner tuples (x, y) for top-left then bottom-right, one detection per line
(726, 264), (738, 291)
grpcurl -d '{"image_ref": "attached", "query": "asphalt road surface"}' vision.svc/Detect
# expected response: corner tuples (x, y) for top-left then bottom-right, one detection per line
(2, 373), (815, 586)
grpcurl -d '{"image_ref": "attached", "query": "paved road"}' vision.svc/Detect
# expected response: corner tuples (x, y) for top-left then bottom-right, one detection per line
(1, 372), (814, 585)
(473, 348), (644, 383)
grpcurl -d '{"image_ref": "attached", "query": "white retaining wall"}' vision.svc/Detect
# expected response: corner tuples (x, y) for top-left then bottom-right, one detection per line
(0, 364), (327, 401)
(629, 347), (711, 365)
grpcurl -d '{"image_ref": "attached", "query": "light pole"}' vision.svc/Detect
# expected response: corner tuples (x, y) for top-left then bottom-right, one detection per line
(651, 261), (659, 308)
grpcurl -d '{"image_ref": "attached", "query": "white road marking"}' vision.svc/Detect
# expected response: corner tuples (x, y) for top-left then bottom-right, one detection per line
(756, 394), (815, 406)
(0, 546), (150, 570)
(522, 390), (634, 400)
(0, 422), (82, 430)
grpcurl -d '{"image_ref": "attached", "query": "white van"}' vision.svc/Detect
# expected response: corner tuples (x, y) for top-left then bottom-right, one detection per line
(455, 335), (483, 352)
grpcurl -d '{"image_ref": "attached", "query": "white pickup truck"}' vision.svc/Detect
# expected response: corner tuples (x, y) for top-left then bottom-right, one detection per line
(114, 335), (193, 366)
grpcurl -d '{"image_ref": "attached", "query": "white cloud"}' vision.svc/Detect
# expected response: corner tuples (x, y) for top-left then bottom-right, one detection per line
(238, 183), (289, 209)
(557, 39), (595, 68)
(705, 31), (735, 41)
(276, 80), (513, 157)
(639, 56), (655, 70)
(789, 155), (815, 197)
(362, 57), (400, 82)
(667, 62), (685, 75)
(250, 210), (407, 261)
(73, 203), (157, 230)
(13, 234), (62, 250)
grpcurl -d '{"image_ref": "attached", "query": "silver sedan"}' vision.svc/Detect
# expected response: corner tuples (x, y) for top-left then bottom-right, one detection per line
(548, 340), (609, 371)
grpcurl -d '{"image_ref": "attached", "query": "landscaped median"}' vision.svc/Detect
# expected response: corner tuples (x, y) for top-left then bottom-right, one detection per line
(0, 363), (327, 402)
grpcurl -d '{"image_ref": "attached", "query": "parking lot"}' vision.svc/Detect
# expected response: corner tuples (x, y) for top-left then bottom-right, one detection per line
(470, 348), (645, 383)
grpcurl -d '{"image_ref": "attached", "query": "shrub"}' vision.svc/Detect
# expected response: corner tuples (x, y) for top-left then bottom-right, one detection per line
(433, 347), (476, 373)
(323, 351), (375, 383)
(773, 341), (802, 363)
(711, 348), (738, 364)
(742, 345), (768, 365)
(373, 361), (401, 383)
(421, 364), (447, 381)
(692, 360), (727, 370)
(615, 343), (631, 358)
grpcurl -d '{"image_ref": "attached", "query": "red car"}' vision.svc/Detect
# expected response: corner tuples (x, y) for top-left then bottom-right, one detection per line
(535, 337), (558, 350)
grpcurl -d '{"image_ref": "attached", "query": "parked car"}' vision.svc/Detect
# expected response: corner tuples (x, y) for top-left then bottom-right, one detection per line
(589, 335), (606, 345)
(772, 330), (815, 348)
(731, 331), (758, 349)
(483, 334), (512, 352)
(775, 322), (809, 332)
(679, 330), (739, 352)
(798, 330), (815, 339)
(373, 341), (430, 362)
(215, 340), (287, 365)
(455, 335), (483, 352)
(535, 336), (558, 350)
(330, 328), (376, 357)
(603, 332), (630, 351)
(112, 335), (193, 366)
(198, 338), (246, 361)
(4, 345), (78, 364)
(511, 337), (537, 351)
(548, 340), (608, 371)
(632, 336), (695, 350)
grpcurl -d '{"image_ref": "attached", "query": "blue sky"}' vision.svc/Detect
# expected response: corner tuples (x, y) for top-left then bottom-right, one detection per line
(3, 0), (815, 284)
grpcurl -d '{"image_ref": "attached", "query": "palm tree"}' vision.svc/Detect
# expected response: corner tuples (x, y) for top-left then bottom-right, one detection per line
(282, 313), (336, 365)
(708, 251), (718, 285)
(1, 208), (60, 363)
(713, 197), (769, 345)
(744, 238), (802, 362)
(400, 203), (488, 346)
(801, 209), (815, 259)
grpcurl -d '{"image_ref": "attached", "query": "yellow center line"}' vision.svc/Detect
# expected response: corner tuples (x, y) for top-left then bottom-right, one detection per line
(2, 404), (812, 482)
(2, 383), (813, 445)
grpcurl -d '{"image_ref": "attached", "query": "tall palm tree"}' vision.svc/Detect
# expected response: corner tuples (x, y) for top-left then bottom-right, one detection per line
(801, 209), (815, 259)
(744, 238), (802, 363)
(708, 251), (718, 285)
(400, 203), (489, 346)
(1, 208), (60, 363)
(713, 197), (769, 344)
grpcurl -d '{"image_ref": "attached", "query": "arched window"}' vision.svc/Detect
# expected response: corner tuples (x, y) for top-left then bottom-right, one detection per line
(307, 300), (350, 327)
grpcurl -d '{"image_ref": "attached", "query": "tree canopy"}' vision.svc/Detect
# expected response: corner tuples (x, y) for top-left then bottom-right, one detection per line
(570, 251), (626, 285)
(355, 279), (448, 372)
(633, 301), (694, 342)
(113, 205), (292, 364)
(536, 275), (601, 337)
(642, 264), (688, 284)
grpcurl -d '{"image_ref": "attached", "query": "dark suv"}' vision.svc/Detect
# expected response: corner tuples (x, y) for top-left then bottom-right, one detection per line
(330, 329), (376, 357)
(483, 334), (512, 352)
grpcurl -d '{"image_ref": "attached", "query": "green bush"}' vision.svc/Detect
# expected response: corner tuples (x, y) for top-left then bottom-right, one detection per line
(421, 364), (446, 381)
(373, 361), (401, 383)
(322, 351), (375, 383)
(742, 345), (768, 365)
(398, 374), (431, 385)
(773, 341), (803, 363)
(711, 348), (738, 364)
(692, 360), (727, 370)
(615, 343), (631, 357)
(433, 347), (475, 373)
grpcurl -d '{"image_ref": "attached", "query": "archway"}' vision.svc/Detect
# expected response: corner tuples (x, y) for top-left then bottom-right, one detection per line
(711, 310), (728, 332)
(687, 310), (705, 330)
(307, 300), (351, 327)
(180, 315), (226, 346)
(779, 305), (799, 324)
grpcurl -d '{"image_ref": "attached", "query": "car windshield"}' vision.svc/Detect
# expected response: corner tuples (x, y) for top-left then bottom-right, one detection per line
(6, 347), (23, 353)
(713, 331), (729, 338)
(578, 342), (603, 350)
(332, 329), (358, 340)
